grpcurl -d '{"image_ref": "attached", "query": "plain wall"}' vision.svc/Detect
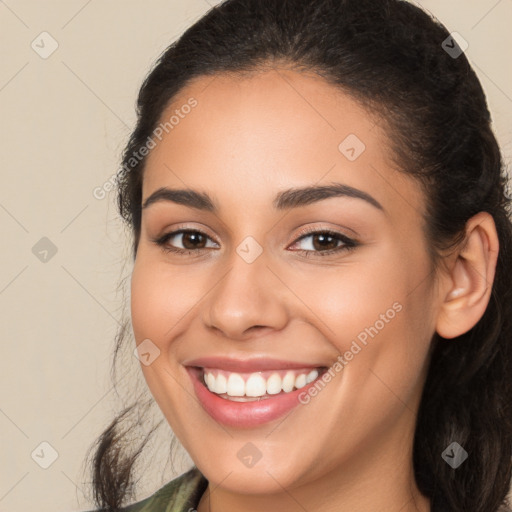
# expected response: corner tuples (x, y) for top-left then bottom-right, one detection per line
(1, 1), (511, 511)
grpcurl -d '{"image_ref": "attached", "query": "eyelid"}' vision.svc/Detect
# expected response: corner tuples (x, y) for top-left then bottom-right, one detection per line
(155, 222), (220, 244)
(289, 224), (357, 244)
(287, 224), (358, 253)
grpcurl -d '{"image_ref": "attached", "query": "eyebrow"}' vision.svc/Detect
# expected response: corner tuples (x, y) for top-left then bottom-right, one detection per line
(141, 183), (384, 212)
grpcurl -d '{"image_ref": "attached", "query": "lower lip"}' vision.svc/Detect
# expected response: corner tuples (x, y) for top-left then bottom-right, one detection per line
(187, 367), (321, 428)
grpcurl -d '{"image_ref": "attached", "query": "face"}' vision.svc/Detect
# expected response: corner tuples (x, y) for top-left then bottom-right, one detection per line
(130, 68), (440, 495)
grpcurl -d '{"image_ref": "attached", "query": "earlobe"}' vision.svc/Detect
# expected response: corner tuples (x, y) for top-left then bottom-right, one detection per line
(435, 212), (499, 339)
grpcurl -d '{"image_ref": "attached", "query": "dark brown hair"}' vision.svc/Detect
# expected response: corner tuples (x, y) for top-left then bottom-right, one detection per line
(87, 0), (512, 510)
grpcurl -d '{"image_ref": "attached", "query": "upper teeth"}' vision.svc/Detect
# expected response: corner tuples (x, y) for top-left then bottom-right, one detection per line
(203, 369), (319, 397)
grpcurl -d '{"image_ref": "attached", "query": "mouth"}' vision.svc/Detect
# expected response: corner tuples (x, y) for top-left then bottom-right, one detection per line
(200, 367), (325, 401)
(185, 359), (330, 428)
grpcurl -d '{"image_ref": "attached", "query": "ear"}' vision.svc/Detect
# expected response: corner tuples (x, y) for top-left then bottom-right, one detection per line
(435, 212), (499, 339)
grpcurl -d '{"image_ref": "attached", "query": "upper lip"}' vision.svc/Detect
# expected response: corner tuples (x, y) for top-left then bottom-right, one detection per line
(184, 356), (324, 373)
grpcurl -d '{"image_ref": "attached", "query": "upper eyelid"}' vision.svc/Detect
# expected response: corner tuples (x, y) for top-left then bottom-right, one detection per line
(158, 223), (219, 242)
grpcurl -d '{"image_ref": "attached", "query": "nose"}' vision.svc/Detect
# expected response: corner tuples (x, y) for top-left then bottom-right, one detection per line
(202, 247), (289, 341)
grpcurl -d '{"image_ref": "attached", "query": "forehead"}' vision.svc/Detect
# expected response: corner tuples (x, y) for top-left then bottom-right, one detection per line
(142, 68), (425, 221)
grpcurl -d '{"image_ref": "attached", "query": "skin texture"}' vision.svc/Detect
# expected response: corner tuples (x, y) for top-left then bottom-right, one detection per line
(130, 68), (499, 512)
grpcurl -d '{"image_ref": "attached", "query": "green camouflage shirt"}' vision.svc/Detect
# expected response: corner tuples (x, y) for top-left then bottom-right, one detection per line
(90, 467), (512, 511)
(119, 467), (207, 512)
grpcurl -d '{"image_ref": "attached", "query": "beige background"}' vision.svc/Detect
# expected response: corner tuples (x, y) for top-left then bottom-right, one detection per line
(0, 1), (511, 511)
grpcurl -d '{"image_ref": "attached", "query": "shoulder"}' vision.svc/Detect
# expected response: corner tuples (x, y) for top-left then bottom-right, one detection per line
(86, 467), (208, 512)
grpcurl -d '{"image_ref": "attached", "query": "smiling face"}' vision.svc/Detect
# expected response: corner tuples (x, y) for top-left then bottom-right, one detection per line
(130, 68), (440, 505)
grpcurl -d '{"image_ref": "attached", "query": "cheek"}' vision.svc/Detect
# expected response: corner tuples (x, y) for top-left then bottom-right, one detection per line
(130, 258), (198, 346)
(130, 262), (163, 343)
(293, 256), (408, 343)
(296, 242), (434, 381)
(129, 259), (198, 434)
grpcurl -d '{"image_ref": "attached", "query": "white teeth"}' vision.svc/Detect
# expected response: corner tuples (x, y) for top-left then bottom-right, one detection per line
(245, 374), (267, 397)
(226, 373), (245, 396)
(203, 368), (321, 398)
(306, 369), (319, 384)
(206, 372), (216, 390)
(213, 373), (227, 394)
(295, 373), (307, 389)
(282, 371), (295, 392)
(266, 373), (282, 395)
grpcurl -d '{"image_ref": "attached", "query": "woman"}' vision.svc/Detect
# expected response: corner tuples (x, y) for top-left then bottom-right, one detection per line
(86, 0), (512, 510)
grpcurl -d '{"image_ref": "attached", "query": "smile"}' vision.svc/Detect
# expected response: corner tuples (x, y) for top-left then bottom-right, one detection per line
(202, 368), (322, 401)
(185, 358), (330, 428)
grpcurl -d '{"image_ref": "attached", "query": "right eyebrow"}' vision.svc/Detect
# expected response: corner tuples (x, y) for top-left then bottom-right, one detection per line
(142, 187), (216, 212)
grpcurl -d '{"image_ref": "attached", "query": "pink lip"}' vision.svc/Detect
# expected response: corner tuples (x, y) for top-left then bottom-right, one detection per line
(184, 356), (322, 373)
(186, 366), (326, 428)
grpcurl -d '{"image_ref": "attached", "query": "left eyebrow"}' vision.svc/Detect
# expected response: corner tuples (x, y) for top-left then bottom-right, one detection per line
(141, 182), (384, 212)
(273, 183), (384, 211)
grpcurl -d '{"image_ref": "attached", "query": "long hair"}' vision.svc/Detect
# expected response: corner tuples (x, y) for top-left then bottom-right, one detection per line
(86, 1), (512, 510)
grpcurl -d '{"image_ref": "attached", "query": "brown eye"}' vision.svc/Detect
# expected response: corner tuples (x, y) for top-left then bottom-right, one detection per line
(289, 229), (359, 258)
(180, 231), (208, 249)
(153, 229), (219, 255)
(311, 233), (339, 251)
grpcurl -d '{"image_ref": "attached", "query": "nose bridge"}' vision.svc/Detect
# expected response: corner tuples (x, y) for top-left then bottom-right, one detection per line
(204, 238), (287, 338)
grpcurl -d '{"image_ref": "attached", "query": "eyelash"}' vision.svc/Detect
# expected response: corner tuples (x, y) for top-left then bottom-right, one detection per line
(151, 225), (359, 259)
